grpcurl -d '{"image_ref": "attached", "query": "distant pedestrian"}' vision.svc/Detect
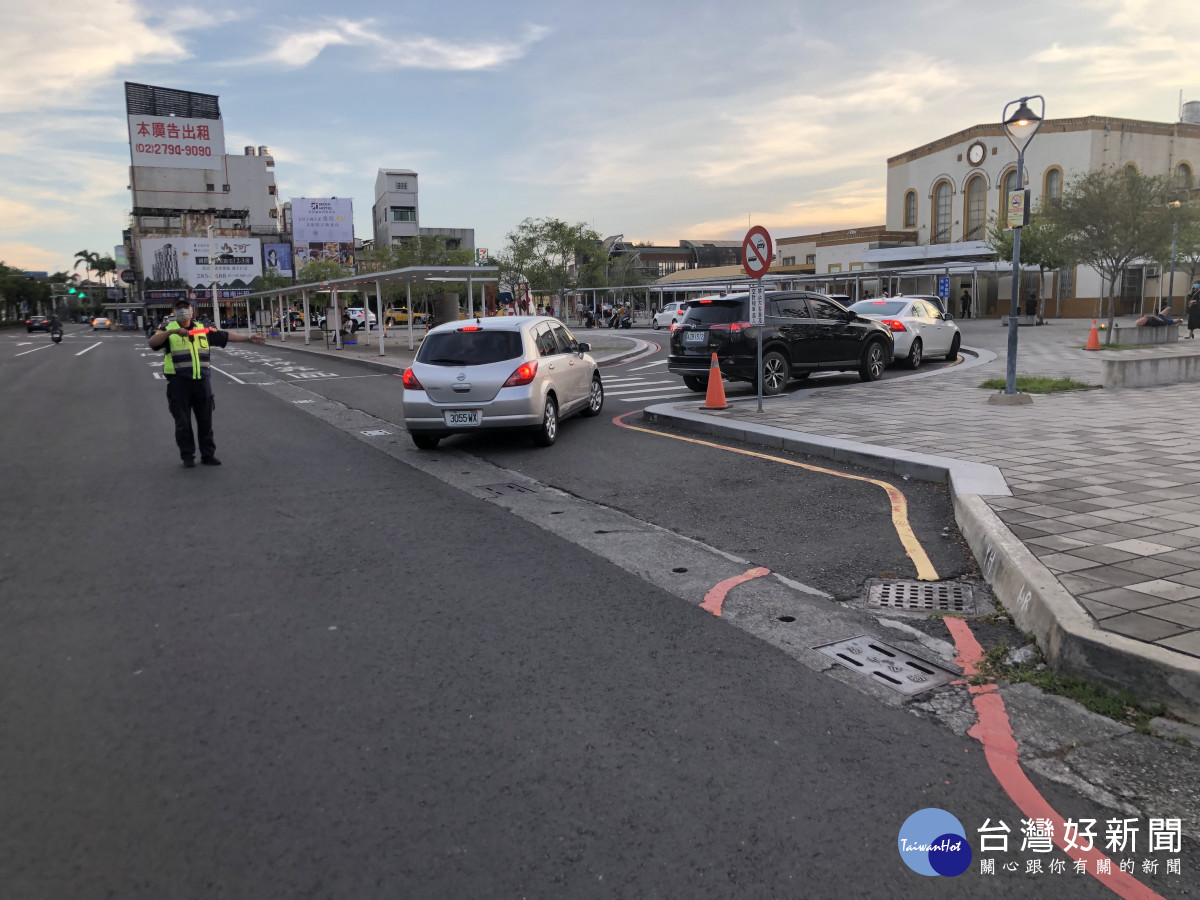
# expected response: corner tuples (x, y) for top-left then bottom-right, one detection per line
(1025, 292), (1037, 318)
(1188, 289), (1200, 339)
(148, 299), (265, 467)
(960, 289), (971, 318)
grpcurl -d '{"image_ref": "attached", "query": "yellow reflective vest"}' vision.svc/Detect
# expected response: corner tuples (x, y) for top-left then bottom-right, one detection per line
(162, 322), (211, 379)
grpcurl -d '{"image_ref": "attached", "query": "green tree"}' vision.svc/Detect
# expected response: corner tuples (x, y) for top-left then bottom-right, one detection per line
(0, 262), (52, 319)
(497, 218), (602, 311)
(1152, 200), (1200, 302)
(986, 206), (1071, 320)
(73, 249), (100, 285)
(94, 255), (118, 285)
(1043, 167), (1174, 333)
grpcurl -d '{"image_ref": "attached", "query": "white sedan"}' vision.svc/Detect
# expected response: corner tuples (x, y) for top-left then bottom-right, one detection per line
(652, 301), (690, 330)
(847, 298), (961, 369)
(91, 316), (111, 331)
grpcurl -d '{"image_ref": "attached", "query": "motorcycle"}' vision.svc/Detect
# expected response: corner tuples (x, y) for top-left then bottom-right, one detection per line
(50, 327), (63, 344)
(608, 312), (632, 330)
(582, 310), (597, 328)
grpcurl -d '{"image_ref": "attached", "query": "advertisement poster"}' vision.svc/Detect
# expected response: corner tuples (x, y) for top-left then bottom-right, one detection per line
(127, 114), (226, 169)
(139, 236), (262, 288)
(292, 241), (355, 270)
(263, 243), (293, 277)
(290, 198), (354, 243)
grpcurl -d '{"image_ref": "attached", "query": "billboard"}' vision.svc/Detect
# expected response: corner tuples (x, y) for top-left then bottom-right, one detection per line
(128, 114), (226, 169)
(263, 243), (293, 277)
(291, 198), (354, 242)
(139, 236), (262, 288)
(292, 242), (355, 270)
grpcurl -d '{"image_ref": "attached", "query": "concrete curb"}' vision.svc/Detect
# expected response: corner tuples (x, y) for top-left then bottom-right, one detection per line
(642, 400), (1200, 724)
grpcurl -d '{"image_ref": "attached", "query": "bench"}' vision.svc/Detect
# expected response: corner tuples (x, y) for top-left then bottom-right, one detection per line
(1105, 324), (1180, 346)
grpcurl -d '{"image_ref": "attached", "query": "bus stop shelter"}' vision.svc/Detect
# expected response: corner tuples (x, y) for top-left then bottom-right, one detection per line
(240, 265), (499, 356)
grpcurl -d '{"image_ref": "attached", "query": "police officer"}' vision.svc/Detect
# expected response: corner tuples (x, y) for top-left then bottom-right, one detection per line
(148, 299), (265, 468)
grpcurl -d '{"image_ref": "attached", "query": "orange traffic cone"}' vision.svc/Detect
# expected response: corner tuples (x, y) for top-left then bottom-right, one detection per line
(702, 352), (727, 409)
(1085, 319), (1101, 351)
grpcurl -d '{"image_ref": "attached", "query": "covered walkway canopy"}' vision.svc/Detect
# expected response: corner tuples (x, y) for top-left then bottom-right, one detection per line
(239, 265), (499, 355)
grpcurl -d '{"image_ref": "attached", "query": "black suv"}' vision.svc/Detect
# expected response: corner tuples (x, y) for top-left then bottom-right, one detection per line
(26, 315), (50, 333)
(667, 291), (894, 394)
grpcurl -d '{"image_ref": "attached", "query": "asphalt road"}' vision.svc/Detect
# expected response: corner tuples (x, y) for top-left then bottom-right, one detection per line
(0, 327), (1190, 898)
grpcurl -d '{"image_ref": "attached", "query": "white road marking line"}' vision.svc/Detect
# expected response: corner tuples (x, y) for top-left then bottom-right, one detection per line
(210, 365), (247, 384)
(16, 344), (55, 356)
(75, 342), (102, 356)
(628, 359), (667, 370)
(613, 391), (693, 402)
(606, 384), (688, 397)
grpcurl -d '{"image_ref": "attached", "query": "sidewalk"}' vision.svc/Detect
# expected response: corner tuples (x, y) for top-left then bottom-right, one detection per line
(643, 317), (1200, 724)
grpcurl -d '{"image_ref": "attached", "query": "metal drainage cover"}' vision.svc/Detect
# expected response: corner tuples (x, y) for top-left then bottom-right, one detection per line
(867, 579), (975, 613)
(815, 635), (957, 696)
(479, 482), (538, 497)
(361, 429), (392, 436)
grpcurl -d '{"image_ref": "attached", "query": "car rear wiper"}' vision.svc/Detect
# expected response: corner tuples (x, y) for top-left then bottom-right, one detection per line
(430, 358), (468, 365)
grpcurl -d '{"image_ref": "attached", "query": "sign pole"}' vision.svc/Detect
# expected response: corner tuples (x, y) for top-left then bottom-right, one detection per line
(741, 226), (773, 413)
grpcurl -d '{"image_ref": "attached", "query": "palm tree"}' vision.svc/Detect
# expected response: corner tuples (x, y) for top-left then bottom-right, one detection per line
(73, 250), (99, 285)
(94, 255), (118, 286)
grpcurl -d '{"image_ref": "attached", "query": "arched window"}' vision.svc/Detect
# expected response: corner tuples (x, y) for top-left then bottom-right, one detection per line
(1001, 168), (1020, 226)
(1044, 167), (1062, 200)
(932, 181), (952, 244)
(1176, 163), (1194, 191)
(904, 190), (917, 228)
(964, 174), (986, 241)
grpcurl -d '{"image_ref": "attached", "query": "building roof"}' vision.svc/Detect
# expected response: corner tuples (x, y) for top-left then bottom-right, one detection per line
(888, 115), (1200, 167)
(379, 168), (418, 176)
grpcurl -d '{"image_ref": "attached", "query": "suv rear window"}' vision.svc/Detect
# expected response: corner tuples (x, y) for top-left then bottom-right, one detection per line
(417, 329), (523, 366)
(683, 299), (746, 325)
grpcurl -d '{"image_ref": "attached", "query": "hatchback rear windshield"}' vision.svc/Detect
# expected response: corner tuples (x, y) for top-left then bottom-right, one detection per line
(849, 300), (907, 315)
(417, 330), (523, 366)
(683, 300), (746, 325)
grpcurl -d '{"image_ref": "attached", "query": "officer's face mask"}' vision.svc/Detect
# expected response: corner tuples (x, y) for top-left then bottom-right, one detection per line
(175, 308), (191, 324)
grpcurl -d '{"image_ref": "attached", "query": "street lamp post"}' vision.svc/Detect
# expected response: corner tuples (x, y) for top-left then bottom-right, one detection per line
(1002, 95), (1045, 396)
(1167, 200), (1182, 310)
(207, 224), (220, 327)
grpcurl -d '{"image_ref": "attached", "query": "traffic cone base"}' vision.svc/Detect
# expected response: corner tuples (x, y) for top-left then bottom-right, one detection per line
(702, 352), (727, 409)
(1085, 319), (1101, 351)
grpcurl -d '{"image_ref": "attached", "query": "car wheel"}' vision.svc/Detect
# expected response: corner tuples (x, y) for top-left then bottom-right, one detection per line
(859, 340), (886, 382)
(533, 396), (558, 446)
(760, 350), (790, 395)
(652, 319), (661, 330)
(683, 375), (707, 392)
(580, 375), (604, 417)
(411, 433), (440, 450)
(946, 333), (961, 361)
(906, 338), (923, 370)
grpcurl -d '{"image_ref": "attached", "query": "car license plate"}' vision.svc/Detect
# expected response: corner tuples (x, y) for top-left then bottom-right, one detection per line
(444, 410), (481, 426)
(683, 331), (707, 345)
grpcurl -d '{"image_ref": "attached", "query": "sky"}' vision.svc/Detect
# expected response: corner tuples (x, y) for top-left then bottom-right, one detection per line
(1, 0), (1198, 275)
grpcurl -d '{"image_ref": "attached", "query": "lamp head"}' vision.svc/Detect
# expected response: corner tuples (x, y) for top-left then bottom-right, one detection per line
(1003, 96), (1045, 153)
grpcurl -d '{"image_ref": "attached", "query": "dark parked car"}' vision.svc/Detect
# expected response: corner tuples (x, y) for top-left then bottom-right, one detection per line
(667, 291), (894, 394)
(26, 315), (50, 333)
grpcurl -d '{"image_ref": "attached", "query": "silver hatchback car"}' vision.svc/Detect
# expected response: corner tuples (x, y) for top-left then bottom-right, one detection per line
(402, 316), (604, 449)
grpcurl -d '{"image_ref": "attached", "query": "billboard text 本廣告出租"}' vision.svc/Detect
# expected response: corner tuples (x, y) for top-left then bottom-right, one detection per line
(128, 115), (226, 169)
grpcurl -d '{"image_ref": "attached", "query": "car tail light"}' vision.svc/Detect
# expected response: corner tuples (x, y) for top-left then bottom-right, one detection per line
(709, 322), (752, 333)
(880, 319), (907, 332)
(25, 319), (30, 324)
(401, 367), (423, 390)
(459, 325), (482, 332)
(503, 360), (538, 386)
(698, 299), (712, 304)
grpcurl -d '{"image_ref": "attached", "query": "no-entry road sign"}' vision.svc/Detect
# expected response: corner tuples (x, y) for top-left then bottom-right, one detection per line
(742, 226), (773, 279)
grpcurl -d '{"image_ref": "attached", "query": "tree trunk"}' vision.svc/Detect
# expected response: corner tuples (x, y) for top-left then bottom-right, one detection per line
(1037, 265), (1046, 323)
(1105, 272), (1117, 342)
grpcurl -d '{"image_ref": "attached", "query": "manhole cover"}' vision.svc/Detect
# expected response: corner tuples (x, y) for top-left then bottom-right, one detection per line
(866, 580), (975, 613)
(479, 482), (537, 497)
(361, 429), (392, 436)
(815, 635), (957, 696)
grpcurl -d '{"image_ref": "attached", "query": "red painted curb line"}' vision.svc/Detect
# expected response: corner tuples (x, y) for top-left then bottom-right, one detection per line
(700, 567), (772, 617)
(943, 616), (1162, 900)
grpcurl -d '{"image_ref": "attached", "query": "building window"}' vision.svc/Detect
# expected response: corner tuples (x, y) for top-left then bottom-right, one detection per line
(395, 180), (408, 190)
(932, 180), (952, 244)
(390, 207), (416, 222)
(782, 256), (795, 265)
(849, 262), (863, 271)
(222, 184), (230, 192)
(268, 185), (276, 195)
(1001, 168), (1019, 225)
(828, 263), (842, 273)
(904, 190), (917, 228)
(269, 209), (278, 218)
(1175, 163), (1194, 190)
(806, 254), (816, 265)
(964, 174), (986, 241)
(1044, 167), (1062, 201)
(206, 183), (214, 192)
(1057, 265), (1075, 300)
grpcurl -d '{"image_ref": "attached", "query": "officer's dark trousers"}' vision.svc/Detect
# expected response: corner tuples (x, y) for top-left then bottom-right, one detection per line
(166, 375), (215, 461)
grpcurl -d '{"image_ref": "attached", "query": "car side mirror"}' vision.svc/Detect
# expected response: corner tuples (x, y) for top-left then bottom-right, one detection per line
(577, 342), (590, 353)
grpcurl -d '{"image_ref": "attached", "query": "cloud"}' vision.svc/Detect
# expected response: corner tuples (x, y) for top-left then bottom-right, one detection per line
(263, 19), (549, 70)
(0, 241), (70, 272)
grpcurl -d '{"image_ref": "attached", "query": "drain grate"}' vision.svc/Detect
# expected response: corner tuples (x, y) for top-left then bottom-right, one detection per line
(815, 635), (957, 695)
(361, 429), (392, 436)
(479, 482), (537, 497)
(867, 580), (974, 613)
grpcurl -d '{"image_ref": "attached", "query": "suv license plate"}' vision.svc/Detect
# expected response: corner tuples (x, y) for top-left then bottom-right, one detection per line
(683, 331), (707, 345)
(444, 410), (481, 426)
